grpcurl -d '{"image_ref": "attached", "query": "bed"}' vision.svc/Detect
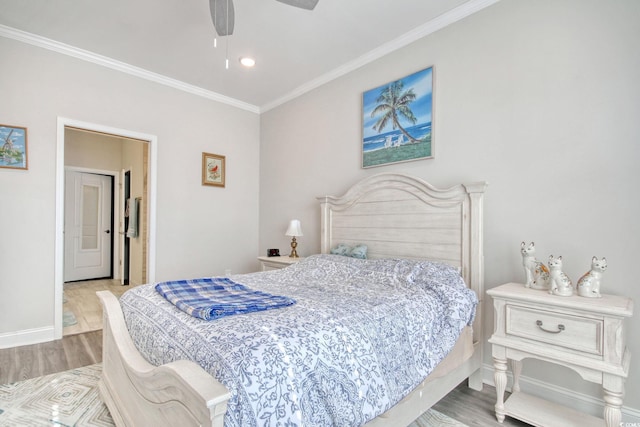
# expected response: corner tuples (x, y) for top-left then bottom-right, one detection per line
(97, 173), (488, 427)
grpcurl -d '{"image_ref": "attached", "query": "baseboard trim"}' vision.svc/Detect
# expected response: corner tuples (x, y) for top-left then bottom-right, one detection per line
(0, 326), (55, 349)
(481, 363), (640, 423)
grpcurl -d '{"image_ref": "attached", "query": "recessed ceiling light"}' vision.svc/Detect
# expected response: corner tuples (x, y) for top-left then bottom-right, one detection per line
(239, 57), (256, 67)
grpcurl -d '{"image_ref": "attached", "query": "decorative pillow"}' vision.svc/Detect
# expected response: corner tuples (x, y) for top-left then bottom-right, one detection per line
(349, 244), (368, 259)
(330, 243), (351, 256)
(330, 243), (368, 259)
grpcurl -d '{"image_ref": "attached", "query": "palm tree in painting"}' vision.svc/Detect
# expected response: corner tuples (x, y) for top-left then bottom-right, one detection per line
(371, 80), (419, 143)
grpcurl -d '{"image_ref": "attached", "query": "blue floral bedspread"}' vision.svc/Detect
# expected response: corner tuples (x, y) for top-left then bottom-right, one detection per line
(120, 254), (477, 427)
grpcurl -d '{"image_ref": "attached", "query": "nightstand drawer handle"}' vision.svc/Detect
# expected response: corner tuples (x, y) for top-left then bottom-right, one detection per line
(536, 320), (565, 334)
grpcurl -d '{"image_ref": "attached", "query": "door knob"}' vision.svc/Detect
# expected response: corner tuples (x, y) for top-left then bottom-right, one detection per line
(105, 230), (111, 234)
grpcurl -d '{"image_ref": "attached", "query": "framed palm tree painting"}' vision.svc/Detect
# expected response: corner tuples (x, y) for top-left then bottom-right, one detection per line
(362, 67), (433, 168)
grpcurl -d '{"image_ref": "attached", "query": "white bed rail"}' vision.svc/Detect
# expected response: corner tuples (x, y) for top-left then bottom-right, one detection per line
(97, 290), (231, 426)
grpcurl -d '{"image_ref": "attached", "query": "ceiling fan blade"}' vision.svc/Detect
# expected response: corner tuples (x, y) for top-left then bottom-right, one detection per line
(275, 0), (319, 10)
(209, 0), (235, 36)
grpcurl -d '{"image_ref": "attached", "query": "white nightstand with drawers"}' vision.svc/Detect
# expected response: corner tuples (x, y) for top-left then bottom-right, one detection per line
(488, 282), (633, 427)
(257, 256), (303, 271)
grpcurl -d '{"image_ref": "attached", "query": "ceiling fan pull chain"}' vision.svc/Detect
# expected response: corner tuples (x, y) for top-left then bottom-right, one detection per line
(213, 0), (217, 47)
(225, 0), (229, 69)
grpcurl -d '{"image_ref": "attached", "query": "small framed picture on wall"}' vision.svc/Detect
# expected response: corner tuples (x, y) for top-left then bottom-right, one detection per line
(202, 152), (225, 187)
(0, 124), (28, 170)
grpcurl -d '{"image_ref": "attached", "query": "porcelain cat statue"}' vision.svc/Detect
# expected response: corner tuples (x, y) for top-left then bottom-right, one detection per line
(548, 255), (573, 296)
(521, 242), (550, 289)
(577, 256), (607, 298)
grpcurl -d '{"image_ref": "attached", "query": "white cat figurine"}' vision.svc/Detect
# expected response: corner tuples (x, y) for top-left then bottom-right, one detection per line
(548, 255), (573, 296)
(520, 242), (550, 289)
(577, 256), (607, 298)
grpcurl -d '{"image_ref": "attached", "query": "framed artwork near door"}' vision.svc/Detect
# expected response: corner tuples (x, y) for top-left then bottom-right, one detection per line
(0, 124), (28, 170)
(202, 152), (225, 187)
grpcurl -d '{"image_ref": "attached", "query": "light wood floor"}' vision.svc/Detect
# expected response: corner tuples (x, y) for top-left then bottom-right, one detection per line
(0, 330), (531, 426)
(0, 331), (102, 384)
(63, 279), (130, 336)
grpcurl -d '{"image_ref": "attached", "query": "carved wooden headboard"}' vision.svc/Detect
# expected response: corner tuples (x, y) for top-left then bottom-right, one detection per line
(317, 173), (488, 343)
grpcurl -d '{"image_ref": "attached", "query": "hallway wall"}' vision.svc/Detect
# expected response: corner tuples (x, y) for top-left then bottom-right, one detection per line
(0, 36), (261, 347)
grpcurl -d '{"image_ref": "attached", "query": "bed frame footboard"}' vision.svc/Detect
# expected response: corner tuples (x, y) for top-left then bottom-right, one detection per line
(97, 291), (231, 427)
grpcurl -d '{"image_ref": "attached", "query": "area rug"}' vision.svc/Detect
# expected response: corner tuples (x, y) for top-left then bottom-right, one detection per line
(63, 310), (78, 327)
(0, 364), (112, 426)
(0, 364), (466, 426)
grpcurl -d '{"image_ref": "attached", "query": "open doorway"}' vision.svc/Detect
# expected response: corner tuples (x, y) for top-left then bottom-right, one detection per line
(62, 128), (147, 335)
(55, 118), (157, 338)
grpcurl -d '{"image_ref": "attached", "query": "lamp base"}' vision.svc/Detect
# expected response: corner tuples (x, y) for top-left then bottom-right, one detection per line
(289, 237), (299, 258)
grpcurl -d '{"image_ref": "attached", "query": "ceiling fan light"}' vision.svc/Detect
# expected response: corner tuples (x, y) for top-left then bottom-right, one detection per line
(275, 0), (319, 10)
(239, 57), (256, 67)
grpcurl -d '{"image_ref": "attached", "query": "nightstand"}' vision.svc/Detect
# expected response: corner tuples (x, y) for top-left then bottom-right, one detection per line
(257, 256), (303, 271)
(488, 282), (633, 427)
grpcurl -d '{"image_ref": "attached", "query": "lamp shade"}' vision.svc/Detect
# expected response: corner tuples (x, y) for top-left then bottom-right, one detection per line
(285, 219), (303, 237)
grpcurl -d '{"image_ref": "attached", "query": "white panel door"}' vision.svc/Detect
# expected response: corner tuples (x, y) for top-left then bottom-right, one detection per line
(64, 171), (112, 282)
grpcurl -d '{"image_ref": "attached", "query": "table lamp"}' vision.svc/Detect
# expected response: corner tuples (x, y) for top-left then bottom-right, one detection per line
(285, 219), (303, 258)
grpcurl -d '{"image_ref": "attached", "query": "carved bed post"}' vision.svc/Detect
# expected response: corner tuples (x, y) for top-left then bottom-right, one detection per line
(464, 182), (488, 391)
(318, 196), (331, 254)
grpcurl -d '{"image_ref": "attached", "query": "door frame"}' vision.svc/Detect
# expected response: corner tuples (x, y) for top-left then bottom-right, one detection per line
(64, 167), (119, 282)
(54, 117), (158, 339)
(121, 169), (131, 285)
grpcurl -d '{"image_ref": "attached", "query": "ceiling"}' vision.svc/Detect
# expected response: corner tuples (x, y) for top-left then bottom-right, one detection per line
(0, 0), (495, 112)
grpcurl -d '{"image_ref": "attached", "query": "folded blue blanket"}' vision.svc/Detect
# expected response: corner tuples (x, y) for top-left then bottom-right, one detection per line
(155, 277), (296, 320)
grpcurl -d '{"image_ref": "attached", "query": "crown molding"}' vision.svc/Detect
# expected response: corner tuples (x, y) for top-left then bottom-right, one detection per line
(0, 24), (260, 114)
(261, 0), (501, 112)
(1, 0), (498, 115)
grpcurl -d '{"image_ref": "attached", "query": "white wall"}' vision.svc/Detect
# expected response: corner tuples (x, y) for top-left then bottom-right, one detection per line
(65, 129), (124, 170)
(260, 0), (640, 415)
(0, 36), (261, 342)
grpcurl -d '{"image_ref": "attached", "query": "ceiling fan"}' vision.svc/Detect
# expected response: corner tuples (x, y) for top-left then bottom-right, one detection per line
(209, 0), (319, 36)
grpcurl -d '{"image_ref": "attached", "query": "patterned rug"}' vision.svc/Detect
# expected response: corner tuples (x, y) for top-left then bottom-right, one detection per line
(63, 311), (78, 327)
(0, 364), (466, 426)
(0, 364), (112, 426)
